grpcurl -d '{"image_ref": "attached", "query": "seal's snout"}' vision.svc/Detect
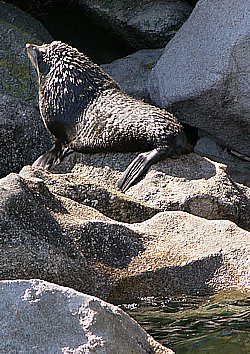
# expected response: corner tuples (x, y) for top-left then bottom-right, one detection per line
(26, 43), (50, 76)
(26, 43), (40, 73)
(26, 43), (34, 50)
(26, 43), (35, 57)
(26, 43), (48, 56)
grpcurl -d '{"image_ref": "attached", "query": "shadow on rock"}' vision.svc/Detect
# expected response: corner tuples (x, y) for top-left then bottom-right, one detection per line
(71, 221), (145, 269)
(20, 165), (160, 224)
(0, 173), (76, 257)
(108, 254), (225, 303)
(0, 172), (146, 297)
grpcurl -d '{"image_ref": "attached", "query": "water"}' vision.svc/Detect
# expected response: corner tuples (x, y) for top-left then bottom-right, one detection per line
(121, 289), (250, 353)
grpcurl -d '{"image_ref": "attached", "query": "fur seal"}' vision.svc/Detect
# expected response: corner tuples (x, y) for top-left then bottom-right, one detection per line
(26, 41), (192, 191)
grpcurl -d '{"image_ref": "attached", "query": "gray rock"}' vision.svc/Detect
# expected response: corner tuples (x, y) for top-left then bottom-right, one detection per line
(79, 0), (192, 49)
(101, 48), (163, 101)
(194, 136), (239, 163)
(0, 94), (52, 178)
(0, 2), (52, 103)
(39, 151), (250, 232)
(149, 0), (250, 156)
(0, 172), (108, 298)
(1, 169), (250, 301)
(0, 279), (172, 353)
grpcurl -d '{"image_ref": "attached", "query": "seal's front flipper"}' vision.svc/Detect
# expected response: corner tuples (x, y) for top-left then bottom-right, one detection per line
(118, 147), (169, 192)
(32, 138), (73, 170)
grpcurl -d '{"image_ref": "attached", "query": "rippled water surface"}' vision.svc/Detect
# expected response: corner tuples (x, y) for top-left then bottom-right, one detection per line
(121, 289), (250, 353)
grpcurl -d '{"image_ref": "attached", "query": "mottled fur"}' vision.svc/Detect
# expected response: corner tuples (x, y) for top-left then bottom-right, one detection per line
(26, 41), (191, 191)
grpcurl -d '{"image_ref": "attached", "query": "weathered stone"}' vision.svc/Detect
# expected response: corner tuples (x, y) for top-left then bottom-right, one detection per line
(20, 166), (159, 224)
(0, 94), (52, 178)
(0, 166), (249, 302)
(0, 1), (52, 102)
(110, 211), (250, 301)
(101, 48), (163, 101)
(0, 279), (172, 353)
(194, 136), (239, 163)
(1, 171), (155, 299)
(31, 151), (250, 232)
(79, 0), (192, 49)
(149, 0), (250, 156)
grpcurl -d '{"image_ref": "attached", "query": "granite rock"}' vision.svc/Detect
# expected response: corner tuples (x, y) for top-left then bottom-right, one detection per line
(0, 279), (172, 353)
(101, 48), (163, 101)
(79, 0), (192, 49)
(0, 94), (52, 178)
(0, 1), (52, 103)
(33, 151), (250, 232)
(0, 166), (249, 302)
(149, 0), (250, 156)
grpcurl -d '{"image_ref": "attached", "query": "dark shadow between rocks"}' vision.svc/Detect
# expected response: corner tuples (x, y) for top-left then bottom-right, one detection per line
(4, 0), (134, 64)
(108, 254), (225, 303)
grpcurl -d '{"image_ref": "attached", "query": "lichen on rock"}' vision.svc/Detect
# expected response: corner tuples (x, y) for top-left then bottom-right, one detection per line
(0, 2), (52, 103)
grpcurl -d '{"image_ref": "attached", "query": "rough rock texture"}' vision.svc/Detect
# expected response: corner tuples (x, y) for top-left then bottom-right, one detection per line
(149, 0), (250, 156)
(101, 48), (163, 101)
(37, 151), (250, 232)
(0, 164), (249, 302)
(194, 137), (240, 163)
(0, 1), (52, 103)
(0, 279), (172, 353)
(0, 94), (52, 178)
(79, 0), (192, 49)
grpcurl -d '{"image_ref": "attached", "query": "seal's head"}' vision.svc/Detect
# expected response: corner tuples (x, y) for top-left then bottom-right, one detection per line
(26, 41), (69, 78)
(26, 41), (117, 90)
(25, 41), (119, 140)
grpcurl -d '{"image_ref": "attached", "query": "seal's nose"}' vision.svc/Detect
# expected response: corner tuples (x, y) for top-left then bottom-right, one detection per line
(26, 43), (35, 51)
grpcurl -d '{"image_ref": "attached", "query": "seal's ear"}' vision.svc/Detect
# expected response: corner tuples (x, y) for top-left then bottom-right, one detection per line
(26, 43), (50, 76)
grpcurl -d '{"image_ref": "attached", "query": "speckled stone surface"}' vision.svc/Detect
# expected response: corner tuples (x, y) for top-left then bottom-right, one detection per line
(0, 94), (52, 178)
(0, 279), (173, 353)
(40, 151), (250, 232)
(0, 165), (249, 303)
(0, 1), (52, 103)
(79, 0), (192, 49)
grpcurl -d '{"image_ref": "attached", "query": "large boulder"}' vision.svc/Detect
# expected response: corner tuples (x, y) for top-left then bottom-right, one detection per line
(0, 1), (52, 103)
(149, 0), (250, 156)
(0, 163), (249, 301)
(0, 279), (172, 353)
(101, 48), (163, 101)
(36, 151), (250, 232)
(79, 0), (192, 49)
(0, 2), (53, 177)
(0, 94), (52, 178)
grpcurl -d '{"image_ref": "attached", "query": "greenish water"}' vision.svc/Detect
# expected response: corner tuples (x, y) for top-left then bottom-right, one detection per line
(121, 289), (250, 353)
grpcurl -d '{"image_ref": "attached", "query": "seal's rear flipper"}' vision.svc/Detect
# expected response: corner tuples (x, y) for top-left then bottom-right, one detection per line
(118, 147), (169, 192)
(32, 138), (73, 170)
